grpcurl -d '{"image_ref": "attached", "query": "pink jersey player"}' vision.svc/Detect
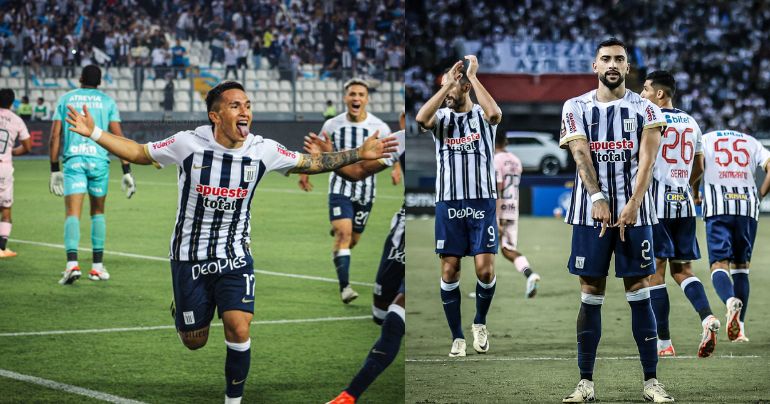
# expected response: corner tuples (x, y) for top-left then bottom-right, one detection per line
(0, 89), (33, 257)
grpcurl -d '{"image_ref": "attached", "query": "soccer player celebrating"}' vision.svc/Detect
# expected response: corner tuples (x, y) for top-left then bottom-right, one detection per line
(305, 113), (405, 404)
(558, 39), (673, 403)
(696, 128), (770, 343)
(63, 81), (397, 404)
(297, 78), (393, 304)
(0, 88), (32, 257)
(494, 134), (541, 298)
(416, 55), (501, 357)
(50, 65), (136, 284)
(640, 70), (721, 358)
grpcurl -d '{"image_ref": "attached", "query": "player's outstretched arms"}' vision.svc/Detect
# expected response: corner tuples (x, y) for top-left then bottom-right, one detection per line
(616, 126), (661, 241)
(568, 138), (610, 236)
(65, 105), (153, 165)
(291, 131), (397, 175)
(464, 55), (502, 125)
(303, 130), (390, 180)
(415, 60), (463, 130)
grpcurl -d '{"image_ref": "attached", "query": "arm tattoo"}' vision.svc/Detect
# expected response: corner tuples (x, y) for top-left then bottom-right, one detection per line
(569, 141), (602, 195)
(290, 149), (361, 174)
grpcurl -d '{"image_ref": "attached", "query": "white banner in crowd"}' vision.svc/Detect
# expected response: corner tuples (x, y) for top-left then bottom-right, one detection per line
(462, 40), (598, 74)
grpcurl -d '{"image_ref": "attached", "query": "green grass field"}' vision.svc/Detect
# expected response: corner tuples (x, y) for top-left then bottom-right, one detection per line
(406, 216), (770, 403)
(0, 159), (404, 403)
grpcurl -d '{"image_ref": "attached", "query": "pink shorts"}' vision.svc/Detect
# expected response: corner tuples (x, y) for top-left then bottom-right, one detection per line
(498, 218), (518, 251)
(0, 164), (13, 208)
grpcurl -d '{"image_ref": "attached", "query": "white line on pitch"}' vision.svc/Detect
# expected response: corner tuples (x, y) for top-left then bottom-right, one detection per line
(0, 369), (146, 403)
(406, 354), (762, 362)
(0, 315), (370, 337)
(106, 179), (402, 200)
(10, 239), (374, 287)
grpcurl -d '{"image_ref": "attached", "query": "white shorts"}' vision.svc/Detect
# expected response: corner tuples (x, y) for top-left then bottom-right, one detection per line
(0, 164), (13, 208)
(498, 218), (518, 251)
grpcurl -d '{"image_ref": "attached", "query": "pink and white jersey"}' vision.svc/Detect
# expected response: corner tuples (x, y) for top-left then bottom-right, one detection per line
(701, 130), (770, 220)
(0, 109), (30, 163)
(559, 89), (666, 227)
(494, 151), (521, 220)
(145, 125), (301, 261)
(651, 108), (703, 219)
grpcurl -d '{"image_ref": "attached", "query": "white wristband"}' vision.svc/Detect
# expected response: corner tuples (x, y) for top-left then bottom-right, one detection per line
(90, 127), (103, 142)
(590, 192), (605, 203)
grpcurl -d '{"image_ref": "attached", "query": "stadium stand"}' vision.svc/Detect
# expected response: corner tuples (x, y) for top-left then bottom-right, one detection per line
(0, 0), (404, 114)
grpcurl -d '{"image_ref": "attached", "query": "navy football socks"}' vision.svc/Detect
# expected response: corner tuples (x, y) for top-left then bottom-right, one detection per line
(577, 293), (603, 381)
(473, 276), (496, 325)
(649, 286), (670, 340)
(681, 277), (713, 321)
(224, 339), (251, 399)
(711, 269), (734, 304)
(440, 279), (464, 339)
(627, 289), (657, 381)
(732, 271), (750, 322)
(333, 249), (351, 291)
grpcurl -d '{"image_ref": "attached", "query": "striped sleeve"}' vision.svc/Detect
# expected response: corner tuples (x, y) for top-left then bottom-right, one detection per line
(559, 99), (586, 148)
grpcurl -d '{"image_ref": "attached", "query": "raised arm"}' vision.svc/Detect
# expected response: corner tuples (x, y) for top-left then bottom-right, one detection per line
(415, 60), (463, 130)
(464, 55), (502, 125)
(64, 105), (153, 165)
(291, 131), (397, 175)
(616, 126), (662, 240)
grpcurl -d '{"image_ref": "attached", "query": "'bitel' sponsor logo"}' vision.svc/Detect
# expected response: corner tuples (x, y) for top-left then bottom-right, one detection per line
(152, 137), (175, 149)
(195, 184), (248, 198)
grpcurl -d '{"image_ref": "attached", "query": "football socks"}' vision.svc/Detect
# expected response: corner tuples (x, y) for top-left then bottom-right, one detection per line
(649, 285), (670, 340)
(473, 276), (496, 325)
(333, 249), (351, 291)
(91, 214), (105, 263)
(224, 338), (251, 400)
(346, 305), (405, 399)
(577, 293), (603, 381)
(710, 269), (734, 304)
(731, 270), (749, 322)
(626, 288), (657, 381)
(440, 279), (464, 340)
(680, 277), (713, 321)
(0, 221), (10, 250)
(64, 216), (79, 261)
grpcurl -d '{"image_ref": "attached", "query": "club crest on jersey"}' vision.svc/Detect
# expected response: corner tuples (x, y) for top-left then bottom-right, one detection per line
(243, 165), (257, 182)
(665, 192), (687, 202)
(623, 118), (636, 133)
(468, 116), (479, 131)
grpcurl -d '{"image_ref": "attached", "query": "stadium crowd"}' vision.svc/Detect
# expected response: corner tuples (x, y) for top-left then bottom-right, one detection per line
(406, 0), (770, 134)
(0, 0), (404, 80)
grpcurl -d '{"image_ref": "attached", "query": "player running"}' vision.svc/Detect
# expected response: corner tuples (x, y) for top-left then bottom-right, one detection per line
(297, 78), (393, 304)
(696, 128), (770, 343)
(640, 70), (721, 358)
(559, 39), (673, 403)
(494, 134), (541, 298)
(0, 88), (32, 257)
(63, 81), (397, 404)
(50, 65), (136, 284)
(306, 113), (405, 404)
(416, 55), (501, 357)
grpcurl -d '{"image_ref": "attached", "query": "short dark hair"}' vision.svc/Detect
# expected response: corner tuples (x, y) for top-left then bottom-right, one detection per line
(205, 81), (246, 124)
(0, 88), (14, 108)
(343, 78), (369, 93)
(595, 37), (628, 58)
(80, 65), (102, 87)
(645, 70), (676, 98)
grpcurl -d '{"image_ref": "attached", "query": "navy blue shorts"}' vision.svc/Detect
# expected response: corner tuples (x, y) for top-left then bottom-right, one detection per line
(170, 256), (256, 332)
(435, 198), (498, 257)
(329, 193), (373, 234)
(652, 217), (701, 260)
(567, 225), (655, 278)
(374, 212), (405, 303)
(705, 215), (757, 265)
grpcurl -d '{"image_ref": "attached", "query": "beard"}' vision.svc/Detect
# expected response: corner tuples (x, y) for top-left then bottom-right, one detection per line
(445, 95), (465, 110)
(599, 71), (624, 90)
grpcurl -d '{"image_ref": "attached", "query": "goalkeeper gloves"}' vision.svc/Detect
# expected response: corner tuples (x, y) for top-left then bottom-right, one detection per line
(121, 163), (135, 199)
(49, 161), (64, 196)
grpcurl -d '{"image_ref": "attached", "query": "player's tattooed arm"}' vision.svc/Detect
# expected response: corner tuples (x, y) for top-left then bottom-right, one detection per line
(568, 139), (602, 195)
(292, 148), (361, 174)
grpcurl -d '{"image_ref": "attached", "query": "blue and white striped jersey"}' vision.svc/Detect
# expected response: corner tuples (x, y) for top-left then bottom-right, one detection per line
(701, 130), (770, 220)
(651, 108), (703, 219)
(323, 112), (392, 204)
(145, 125), (301, 261)
(429, 104), (497, 202)
(559, 89), (666, 226)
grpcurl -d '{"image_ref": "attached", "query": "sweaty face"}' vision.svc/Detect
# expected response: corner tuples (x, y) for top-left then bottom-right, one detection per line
(344, 84), (369, 119)
(594, 45), (629, 90)
(211, 89), (252, 143)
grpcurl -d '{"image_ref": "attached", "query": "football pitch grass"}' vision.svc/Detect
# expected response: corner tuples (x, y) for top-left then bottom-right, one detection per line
(0, 159), (404, 403)
(406, 216), (770, 403)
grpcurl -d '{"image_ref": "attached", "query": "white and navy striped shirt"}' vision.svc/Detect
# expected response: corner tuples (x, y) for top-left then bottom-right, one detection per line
(701, 130), (770, 220)
(559, 90), (666, 226)
(430, 104), (497, 202)
(651, 108), (703, 219)
(145, 125), (301, 261)
(323, 112), (392, 204)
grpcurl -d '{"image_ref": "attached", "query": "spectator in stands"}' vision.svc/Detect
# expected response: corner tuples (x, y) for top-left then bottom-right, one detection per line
(251, 33), (262, 70)
(16, 96), (32, 122)
(33, 97), (50, 121)
(323, 100), (337, 119)
(224, 42), (238, 79)
(171, 39), (187, 79)
(161, 74), (174, 112)
(236, 33), (249, 69)
(151, 44), (169, 80)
